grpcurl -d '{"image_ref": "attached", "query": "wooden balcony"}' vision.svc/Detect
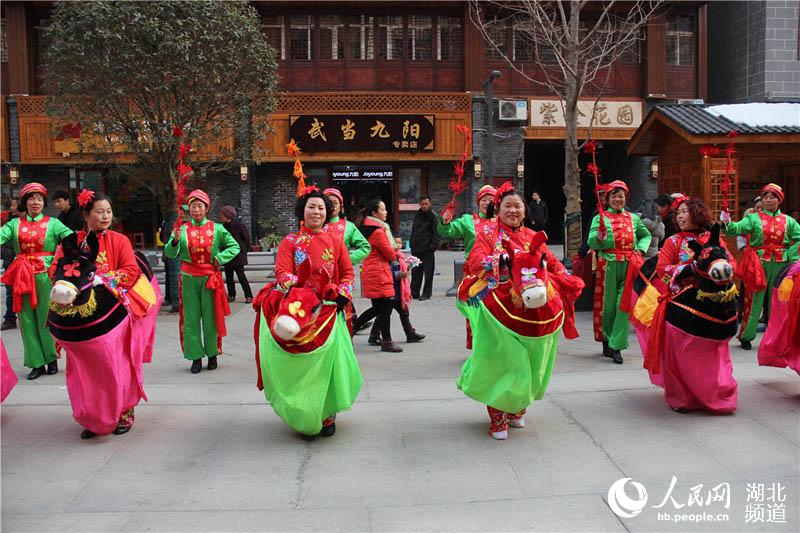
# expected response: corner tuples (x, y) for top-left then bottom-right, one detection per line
(12, 92), (472, 165)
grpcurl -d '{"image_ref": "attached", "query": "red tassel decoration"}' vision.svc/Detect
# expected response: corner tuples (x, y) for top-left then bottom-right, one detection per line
(287, 139), (307, 197)
(442, 125), (472, 218)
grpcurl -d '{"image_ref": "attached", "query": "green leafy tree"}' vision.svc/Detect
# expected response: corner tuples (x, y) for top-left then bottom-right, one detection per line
(44, 0), (278, 310)
(44, 0), (278, 214)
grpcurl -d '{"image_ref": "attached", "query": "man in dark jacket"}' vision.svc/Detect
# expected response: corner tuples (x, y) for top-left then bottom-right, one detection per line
(52, 190), (84, 231)
(654, 194), (678, 248)
(409, 196), (439, 300)
(527, 190), (549, 231)
(220, 206), (253, 303)
(1, 197), (18, 330)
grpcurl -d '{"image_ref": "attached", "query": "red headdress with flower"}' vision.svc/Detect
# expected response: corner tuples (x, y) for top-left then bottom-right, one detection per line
(77, 189), (95, 209)
(492, 181), (516, 209)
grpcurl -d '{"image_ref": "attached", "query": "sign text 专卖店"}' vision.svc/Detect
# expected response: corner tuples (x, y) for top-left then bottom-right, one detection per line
(289, 115), (435, 153)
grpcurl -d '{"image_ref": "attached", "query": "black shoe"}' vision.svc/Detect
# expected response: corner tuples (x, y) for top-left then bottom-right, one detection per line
(672, 407), (689, 414)
(190, 359), (202, 374)
(207, 356), (218, 370)
(740, 340), (752, 350)
(300, 433), (316, 441)
(227, 295), (235, 303)
(46, 361), (58, 375)
(356, 320), (374, 333)
(419, 296), (430, 301)
(611, 350), (623, 364)
(381, 340), (403, 353)
(406, 331), (425, 343)
(0, 320), (16, 331)
(320, 422), (336, 437)
(367, 336), (382, 346)
(27, 366), (45, 380)
(411, 294), (420, 300)
(80, 429), (96, 439)
(113, 425), (131, 435)
(602, 341), (611, 358)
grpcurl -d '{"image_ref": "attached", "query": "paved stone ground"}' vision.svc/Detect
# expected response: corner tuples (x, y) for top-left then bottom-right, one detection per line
(1, 252), (798, 532)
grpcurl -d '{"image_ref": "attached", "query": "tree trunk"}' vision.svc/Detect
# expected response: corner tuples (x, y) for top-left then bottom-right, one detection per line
(562, 1), (583, 262)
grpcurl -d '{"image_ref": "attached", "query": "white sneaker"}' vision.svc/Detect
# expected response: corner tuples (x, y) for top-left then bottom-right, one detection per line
(508, 418), (525, 428)
(490, 430), (508, 440)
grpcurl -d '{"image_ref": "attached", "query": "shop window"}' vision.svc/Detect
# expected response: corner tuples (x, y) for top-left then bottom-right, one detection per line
(1, 19), (7, 63)
(320, 15), (344, 60)
(408, 15), (432, 60)
(437, 16), (462, 61)
(378, 15), (404, 60)
(290, 15), (315, 60)
(263, 15), (286, 61)
(348, 15), (374, 60)
(667, 14), (695, 66)
(486, 21), (508, 60)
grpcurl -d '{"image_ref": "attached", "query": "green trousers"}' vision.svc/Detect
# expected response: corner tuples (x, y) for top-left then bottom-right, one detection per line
(180, 273), (219, 360)
(19, 272), (58, 369)
(602, 260), (630, 351)
(741, 260), (786, 342)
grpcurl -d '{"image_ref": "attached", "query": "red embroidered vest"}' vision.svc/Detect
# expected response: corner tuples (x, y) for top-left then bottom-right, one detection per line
(757, 211), (788, 261)
(187, 221), (215, 264)
(18, 216), (51, 272)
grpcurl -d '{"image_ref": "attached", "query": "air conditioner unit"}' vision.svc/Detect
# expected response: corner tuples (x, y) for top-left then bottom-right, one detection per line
(678, 98), (705, 105)
(498, 99), (528, 122)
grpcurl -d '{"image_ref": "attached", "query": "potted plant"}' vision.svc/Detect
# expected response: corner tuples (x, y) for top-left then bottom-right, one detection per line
(256, 218), (280, 251)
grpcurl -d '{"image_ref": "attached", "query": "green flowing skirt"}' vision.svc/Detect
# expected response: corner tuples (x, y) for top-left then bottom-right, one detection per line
(456, 300), (562, 413)
(259, 311), (363, 435)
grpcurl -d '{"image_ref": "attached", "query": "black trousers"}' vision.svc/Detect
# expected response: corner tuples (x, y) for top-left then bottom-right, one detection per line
(357, 298), (394, 341)
(410, 250), (435, 298)
(4, 285), (15, 323)
(224, 264), (253, 299)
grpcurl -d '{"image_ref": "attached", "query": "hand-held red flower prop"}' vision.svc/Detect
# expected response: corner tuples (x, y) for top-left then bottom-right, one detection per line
(721, 130), (737, 215)
(583, 140), (608, 241)
(287, 139), (307, 198)
(172, 126), (193, 236)
(442, 125), (472, 220)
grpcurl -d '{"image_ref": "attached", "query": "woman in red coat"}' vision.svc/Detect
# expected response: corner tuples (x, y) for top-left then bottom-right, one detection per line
(357, 198), (403, 353)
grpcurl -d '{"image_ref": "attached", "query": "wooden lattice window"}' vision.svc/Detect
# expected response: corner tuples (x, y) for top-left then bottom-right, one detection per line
(320, 15), (344, 60)
(1, 18), (7, 63)
(667, 13), (696, 66)
(348, 15), (375, 60)
(263, 15), (286, 61)
(408, 15), (432, 60)
(437, 16), (462, 61)
(378, 15), (404, 60)
(290, 15), (315, 60)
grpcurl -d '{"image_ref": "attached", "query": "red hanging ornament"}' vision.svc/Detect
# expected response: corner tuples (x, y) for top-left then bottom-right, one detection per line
(699, 144), (721, 158)
(720, 130), (737, 212)
(442, 125), (472, 218)
(287, 139), (307, 197)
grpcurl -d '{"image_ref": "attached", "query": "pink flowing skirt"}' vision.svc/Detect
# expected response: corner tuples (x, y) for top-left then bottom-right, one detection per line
(138, 275), (162, 363)
(1, 339), (17, 403)
(661, 322), (737, 413)
(758, 273), (800, 374)
(62, 314), (147, 435)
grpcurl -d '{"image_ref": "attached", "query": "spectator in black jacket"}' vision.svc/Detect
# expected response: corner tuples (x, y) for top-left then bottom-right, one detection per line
(409, 196), (439, 300)
(527, 190), (549, 231)
(220, 206), (253, 303)
(52, 190), (84, 231)
(654, 194), (678, 247)
(1, 197), (18, 330)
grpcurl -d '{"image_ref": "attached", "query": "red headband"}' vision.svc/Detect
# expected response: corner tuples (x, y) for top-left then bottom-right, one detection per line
(19, 182), (48, 199)
(322, 187), (344, 205)
(760, 183), (784, 203)
(476, 185), (496, 203)
(186, 189), (211, 209)
(669, 195), (690, 214)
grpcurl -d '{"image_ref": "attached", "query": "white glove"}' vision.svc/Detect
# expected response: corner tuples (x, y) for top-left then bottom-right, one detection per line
(719, 210), (731, 224)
